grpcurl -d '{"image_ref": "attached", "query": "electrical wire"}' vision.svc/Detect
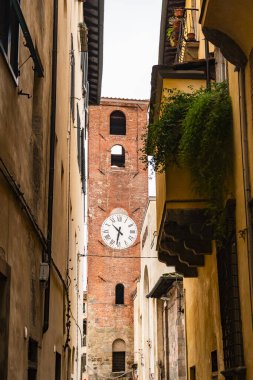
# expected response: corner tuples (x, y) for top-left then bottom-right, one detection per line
(87, 365), (132, 380)
(83, 254), (158, 259)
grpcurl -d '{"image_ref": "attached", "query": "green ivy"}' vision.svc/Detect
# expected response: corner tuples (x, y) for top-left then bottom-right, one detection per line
(179, 82), (233, 208)
(142, 89), (193, 170)
(142, 82), (233, 238)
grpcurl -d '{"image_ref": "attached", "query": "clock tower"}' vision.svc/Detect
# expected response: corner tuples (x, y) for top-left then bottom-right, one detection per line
(87, 98), (149, 379)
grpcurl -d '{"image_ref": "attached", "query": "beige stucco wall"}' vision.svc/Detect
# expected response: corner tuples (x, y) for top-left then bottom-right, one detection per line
(0, 1), (87, 379)
(134, 197), (174, 380)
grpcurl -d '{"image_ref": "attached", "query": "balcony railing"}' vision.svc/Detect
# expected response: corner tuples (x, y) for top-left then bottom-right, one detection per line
(169, 8), (200, 63)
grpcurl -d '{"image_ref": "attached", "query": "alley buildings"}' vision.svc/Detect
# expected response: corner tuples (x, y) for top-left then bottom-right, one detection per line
(0, 0), (103, 379)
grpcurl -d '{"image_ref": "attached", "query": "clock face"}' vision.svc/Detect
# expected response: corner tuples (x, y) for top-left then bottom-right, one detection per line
(101, 213), (138, 250)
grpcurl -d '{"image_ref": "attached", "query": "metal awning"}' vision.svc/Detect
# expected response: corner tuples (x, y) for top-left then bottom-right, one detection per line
(12, 0), (44, 77)
(147, 273), (183, 298)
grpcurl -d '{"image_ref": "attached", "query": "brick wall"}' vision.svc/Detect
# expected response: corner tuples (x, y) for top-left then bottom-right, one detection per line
(87, 98), (149, 379)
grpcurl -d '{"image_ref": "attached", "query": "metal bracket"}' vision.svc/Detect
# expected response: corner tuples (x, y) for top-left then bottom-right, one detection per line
(18, 89), (32, 99)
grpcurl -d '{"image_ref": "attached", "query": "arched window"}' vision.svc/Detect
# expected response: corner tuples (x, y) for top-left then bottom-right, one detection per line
(112, 339), (126, 373)
(111, 145), (125, 168)
(115, 284), (124, 305)
(110, 111), (126, 135)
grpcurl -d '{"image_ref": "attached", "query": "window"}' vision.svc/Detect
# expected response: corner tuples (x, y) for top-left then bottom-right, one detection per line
(0, 0), (20, 77)
(189, 366), (196, 380)
(0, 260), (11, 380)
(55, 352), (61, 380)
(113, 352), (125, 372)
(77, 104), (81, 171)
(83, 319), (87, 346)
(115, 283), (124, 305)
(211, 350), (218, 379)
(112, 339), (126, 373)
(111, 145), (125, 168)
(28, 338), (38, 380)
(81, 128), (86, 194)
(110, 111), (126, 135)
(70, 34), (75, 121)
(81, 353), (86, 373)
(83, 319), (87, 335)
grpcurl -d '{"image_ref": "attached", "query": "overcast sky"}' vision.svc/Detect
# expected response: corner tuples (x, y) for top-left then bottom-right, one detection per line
(101, 0), (163, 100)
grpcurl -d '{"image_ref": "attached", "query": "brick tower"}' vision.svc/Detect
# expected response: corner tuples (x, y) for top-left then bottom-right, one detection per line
(87, 98), (149, 379)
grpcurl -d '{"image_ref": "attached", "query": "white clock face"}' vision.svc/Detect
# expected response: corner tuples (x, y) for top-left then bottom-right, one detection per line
(101, 213), (138, 250)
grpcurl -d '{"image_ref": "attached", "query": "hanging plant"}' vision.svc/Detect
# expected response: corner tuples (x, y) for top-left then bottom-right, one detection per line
(179, 82), (233, 208)
(141, 82), (233, 236)
(141, 88), (193, 171)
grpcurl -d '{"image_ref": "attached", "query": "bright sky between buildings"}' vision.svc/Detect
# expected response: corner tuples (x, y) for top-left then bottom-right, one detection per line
(102, 0), (163, 100)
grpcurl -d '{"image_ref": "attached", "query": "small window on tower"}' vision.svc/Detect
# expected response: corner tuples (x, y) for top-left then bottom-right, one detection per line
(112, 339), (126, 373)
(111, 145), (125, 168)
(110, 111), (126, 135)
(115, 284), (124, 305)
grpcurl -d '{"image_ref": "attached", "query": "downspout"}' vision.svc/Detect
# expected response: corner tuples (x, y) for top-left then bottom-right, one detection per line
(43, 0), (59, 333)
(238, 68), (253, 324)
(205, 38), (210, 89)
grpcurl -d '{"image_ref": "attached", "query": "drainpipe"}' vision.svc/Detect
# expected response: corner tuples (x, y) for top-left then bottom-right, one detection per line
(43, 0), (59, 333)
(238, 68), (253, 324)
(205, 38), (211, 89)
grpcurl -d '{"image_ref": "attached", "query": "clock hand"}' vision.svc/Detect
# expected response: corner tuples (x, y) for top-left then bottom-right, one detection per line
(116, 227), (123, 244)
(113, 224), (123, 236)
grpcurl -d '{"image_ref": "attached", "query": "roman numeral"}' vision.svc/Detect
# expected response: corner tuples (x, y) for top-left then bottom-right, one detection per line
(105, 223), (110, 227)
(130, 230), (135, 234)
(104, 234), (110, 240)
(110, 217), (115, 223)
(109, 239), (115, 246)
(103, 230), (109, 234)
(128, 236), (134, 241)
(128, 224), (134, 228)
(117, 241), (121, 248)
(117, 215), (122, 222)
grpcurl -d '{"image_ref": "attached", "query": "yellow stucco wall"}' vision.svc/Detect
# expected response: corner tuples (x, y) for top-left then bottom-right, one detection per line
(226, 64), (253, 379)
(184, 251), (224, 379)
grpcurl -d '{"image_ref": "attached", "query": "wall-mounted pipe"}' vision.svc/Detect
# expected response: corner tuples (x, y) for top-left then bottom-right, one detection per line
(43, 0), (59, 334)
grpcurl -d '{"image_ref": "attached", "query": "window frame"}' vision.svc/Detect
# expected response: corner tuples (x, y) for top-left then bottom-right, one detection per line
(112, 351), (125, 373)
(110, 111), (126, 135)
(115, 283), (124, 305)
(0, 258), (11, 380)
(0, 0), (20, 82)
(111, 145), (125, 168)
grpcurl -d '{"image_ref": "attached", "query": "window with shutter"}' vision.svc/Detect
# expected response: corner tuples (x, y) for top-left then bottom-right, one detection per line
(0, 0), (19, 77)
